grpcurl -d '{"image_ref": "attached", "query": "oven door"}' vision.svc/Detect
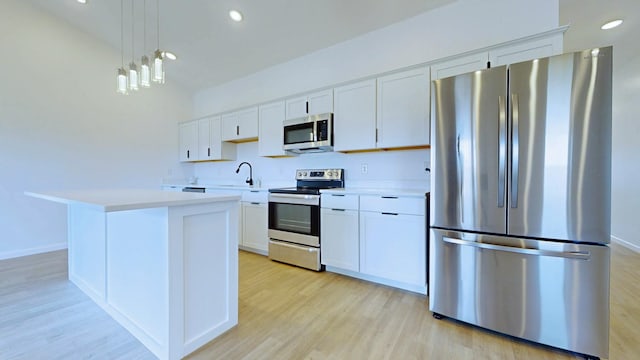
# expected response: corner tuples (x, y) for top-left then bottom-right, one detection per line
(268, 193), (320, 247)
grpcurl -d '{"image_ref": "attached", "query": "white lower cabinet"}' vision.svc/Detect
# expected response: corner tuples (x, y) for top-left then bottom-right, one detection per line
(321, 194), (359, 271)
(321, 209), (359, 270)
(359, 195), (426, 292)
(359, 211), (425, 287)
(240, 190), (268, 254)
(321, 192), (427, 294)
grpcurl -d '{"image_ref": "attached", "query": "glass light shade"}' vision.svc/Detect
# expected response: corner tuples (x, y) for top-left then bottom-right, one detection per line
(140, 55), (151, 88)
(152, 49), (165, 84)
(117, 67), (128, 94)
(129, 62), (139, 91)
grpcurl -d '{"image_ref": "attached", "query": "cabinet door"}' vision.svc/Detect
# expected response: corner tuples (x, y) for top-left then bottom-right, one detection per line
(236, 107), (259, 140)
(321, 208), (359, 271)
(209, 116), (236, 160)
(221, 112), (238, 141)
(377, 67), (430, 148)
(285, 95), (309, 120)
(242, 202), (268, 253)
(197, 118), (212, 160)
(359, 211), (426, 287)
(307, 89), (333, 115)
(333, 79), (377, 152)
(489, 33), (563, 67)
(179, 121), (198, 162)
(430, 52), (489, 80)
(258, 101), (286, 157)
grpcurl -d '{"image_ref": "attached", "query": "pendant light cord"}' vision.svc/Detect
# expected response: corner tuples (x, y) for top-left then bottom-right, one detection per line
(143, 0), (146, 53)
(131, 0), (135, 63)
(156, 0), (160, 49)
(120, 0), (124, 67)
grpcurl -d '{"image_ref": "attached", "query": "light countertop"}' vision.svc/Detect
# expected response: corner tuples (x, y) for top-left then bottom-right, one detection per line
(26, 189), (241, 212)
(320, 187), (428, 197)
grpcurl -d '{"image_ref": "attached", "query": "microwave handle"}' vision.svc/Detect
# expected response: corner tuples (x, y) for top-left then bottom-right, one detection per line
(314, 120), (318, 142)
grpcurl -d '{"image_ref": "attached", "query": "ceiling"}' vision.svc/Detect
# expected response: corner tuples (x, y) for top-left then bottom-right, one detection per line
(26, 0), (638, 93)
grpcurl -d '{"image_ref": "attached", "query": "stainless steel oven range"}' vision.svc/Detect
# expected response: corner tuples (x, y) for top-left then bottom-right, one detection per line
(268, 168), (344, 271)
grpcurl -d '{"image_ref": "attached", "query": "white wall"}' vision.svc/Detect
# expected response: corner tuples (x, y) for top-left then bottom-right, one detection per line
(191, 0), (559, 192)
(0, 1), (193, 259)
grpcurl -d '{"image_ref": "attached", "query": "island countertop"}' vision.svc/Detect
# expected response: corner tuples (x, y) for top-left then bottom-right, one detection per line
(25, 188), (241, 212)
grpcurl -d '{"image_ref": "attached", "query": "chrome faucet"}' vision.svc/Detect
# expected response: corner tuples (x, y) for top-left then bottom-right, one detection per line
(235, 162), (254, 186)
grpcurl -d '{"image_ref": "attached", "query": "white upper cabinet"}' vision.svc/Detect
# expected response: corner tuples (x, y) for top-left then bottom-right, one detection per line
(285, 89), (333, 119)
(376, 67), (430, 148)
(489, 32), (564, 66)
(430, 52), (489, 81)
(333, 79), (377, 152)
(222, 107), (259, 142)
(431, 30), (565, 81)
(334, 68), (430, 152)
(179, 121), (198, 162)
(258, 101), (286, 157)
(181, 117), (235, 162)
(207, 117), (236, 161)
(197, 118), (211, 160)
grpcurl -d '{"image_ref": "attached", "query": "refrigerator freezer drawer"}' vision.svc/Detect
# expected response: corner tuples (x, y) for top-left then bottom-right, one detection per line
(429, 229), (610, 358)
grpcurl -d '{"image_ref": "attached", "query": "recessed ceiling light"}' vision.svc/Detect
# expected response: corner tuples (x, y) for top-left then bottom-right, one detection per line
(77, 0), (87, 4)
(229, 10), (243, 22)
(601, 19), (623, 30)
(163, 51), (177, 60)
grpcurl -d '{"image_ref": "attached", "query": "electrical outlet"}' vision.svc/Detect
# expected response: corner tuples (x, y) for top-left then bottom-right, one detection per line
(361, 163), (368, 174)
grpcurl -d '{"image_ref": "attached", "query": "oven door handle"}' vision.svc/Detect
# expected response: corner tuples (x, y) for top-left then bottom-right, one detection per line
(269, 193), (320, 206)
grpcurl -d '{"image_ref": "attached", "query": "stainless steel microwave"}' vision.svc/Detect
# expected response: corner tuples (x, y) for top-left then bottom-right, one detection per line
(283, 113), (333, 155)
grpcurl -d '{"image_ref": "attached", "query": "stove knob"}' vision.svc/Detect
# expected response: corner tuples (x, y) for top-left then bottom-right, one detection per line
(297, 171), (303, 177)
(328, 171), (334, 177)
(303, 171), (308, 176)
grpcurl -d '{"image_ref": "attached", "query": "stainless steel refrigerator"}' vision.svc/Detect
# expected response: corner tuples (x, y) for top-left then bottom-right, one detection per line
(429, 47), (612, 359)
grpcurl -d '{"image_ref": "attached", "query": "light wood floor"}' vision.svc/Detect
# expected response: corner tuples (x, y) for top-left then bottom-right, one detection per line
(1, 243), (638, 359)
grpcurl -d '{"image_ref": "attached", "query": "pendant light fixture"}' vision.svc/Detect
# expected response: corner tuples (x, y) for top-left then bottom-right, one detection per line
(128, 0), (139, 91)
(152, 0), (165, 84)
(140, 0), (151, 88)
(116, 0), (128, 94)
(116, 0), (170, 94)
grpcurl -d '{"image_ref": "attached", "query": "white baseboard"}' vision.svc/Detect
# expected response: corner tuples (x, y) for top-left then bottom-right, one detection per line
(611, 235), (640, 253)
(0, 242), (67, 261)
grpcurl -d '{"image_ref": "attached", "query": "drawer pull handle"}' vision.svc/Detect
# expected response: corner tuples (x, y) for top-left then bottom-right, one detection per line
(331, 194), (345, 197)
(331, 208), (346, 212)
(381, 196), (398, 199)
(381, 212), (398, 216)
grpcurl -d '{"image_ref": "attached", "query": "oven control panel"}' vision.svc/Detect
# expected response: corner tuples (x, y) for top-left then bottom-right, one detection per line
(296, 168), (343, 180)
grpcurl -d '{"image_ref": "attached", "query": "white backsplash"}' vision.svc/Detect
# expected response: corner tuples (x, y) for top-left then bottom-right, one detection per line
(188, 142), (430, 190)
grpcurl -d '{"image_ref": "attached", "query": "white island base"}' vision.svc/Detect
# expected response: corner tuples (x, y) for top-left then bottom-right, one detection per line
(26, 190), (240, 360)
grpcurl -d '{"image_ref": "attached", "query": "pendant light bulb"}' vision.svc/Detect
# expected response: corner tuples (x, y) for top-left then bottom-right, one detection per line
(153, 49), (165, 84)
(129, 62), (139, 91)
(117, 67), (128, 94)
(140, 55), (151, 87)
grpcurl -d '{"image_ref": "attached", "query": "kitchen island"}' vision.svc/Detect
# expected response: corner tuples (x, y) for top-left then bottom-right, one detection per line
(26, 189), (240, 360)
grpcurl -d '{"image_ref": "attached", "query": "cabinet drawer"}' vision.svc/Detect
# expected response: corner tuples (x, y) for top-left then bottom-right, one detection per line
(321, 193), (359, 210)
(242, 190), (267, 203)
(360, 195), (425, 215)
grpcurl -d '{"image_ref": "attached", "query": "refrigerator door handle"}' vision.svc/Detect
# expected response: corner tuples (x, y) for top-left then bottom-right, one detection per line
(442, 237), (591, 260)
(498, 95), (507, 208)
(510, 93), (520, 208)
